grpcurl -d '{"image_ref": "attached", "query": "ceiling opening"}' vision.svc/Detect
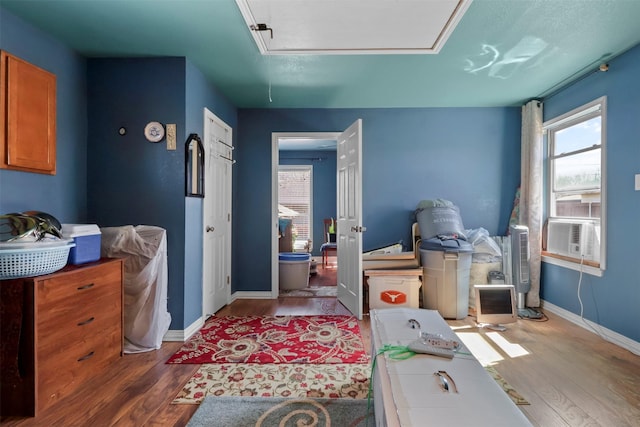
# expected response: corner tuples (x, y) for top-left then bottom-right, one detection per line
(235, 0), (473, 55)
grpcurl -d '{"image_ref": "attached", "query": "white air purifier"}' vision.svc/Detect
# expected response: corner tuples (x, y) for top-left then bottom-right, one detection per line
(509, 225), (530, 309)
(509, 225), (542, 319)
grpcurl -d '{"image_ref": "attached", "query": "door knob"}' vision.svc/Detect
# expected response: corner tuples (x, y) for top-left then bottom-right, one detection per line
(206, 226), (215, 232)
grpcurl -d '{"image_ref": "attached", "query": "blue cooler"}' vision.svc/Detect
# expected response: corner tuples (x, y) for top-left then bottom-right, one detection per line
(61, 224), (102, 264)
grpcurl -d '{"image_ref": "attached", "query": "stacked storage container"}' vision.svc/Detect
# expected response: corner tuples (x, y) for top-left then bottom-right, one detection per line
(415, 200), (472, 319)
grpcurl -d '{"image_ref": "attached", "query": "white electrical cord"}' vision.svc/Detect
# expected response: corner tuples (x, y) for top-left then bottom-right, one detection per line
(577, 255), (606, 340)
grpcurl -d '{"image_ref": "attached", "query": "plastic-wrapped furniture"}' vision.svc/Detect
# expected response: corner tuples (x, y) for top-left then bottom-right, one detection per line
(100, 225), (171, 353)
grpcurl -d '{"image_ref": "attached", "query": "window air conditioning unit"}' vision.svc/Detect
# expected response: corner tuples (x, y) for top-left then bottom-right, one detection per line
(547, 219), (600, 262)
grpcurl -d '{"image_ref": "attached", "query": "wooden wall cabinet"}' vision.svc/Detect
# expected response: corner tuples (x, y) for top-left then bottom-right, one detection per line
(0, 258), (123, 417)
(0, 50), (57, 174)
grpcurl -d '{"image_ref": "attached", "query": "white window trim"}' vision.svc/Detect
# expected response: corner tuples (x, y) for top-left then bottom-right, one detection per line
(278, 165), (313, 251)
(541, 255), (604, 277)
(542, 96), (607, 275)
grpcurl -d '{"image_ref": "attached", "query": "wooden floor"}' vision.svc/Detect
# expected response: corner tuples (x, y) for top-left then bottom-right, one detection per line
(2, 268), (639, 426)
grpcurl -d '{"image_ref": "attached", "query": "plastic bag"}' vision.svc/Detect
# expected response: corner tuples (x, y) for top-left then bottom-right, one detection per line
(465, 227), (502, 262)
(101, 225), (171, 353)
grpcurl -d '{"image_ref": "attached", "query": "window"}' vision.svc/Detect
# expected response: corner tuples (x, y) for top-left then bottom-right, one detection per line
(278, 166), (313, 251)
(543, 97), (606, 274)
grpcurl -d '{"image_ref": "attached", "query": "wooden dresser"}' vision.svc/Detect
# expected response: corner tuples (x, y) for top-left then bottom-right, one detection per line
(0, 258), (123, 417)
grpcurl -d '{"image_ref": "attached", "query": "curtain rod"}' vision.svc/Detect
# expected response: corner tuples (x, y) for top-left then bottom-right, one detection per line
(538, 52), (615, 101)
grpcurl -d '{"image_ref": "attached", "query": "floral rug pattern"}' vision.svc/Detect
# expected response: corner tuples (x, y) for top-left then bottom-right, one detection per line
(484, 365), (530, 405)
(166, 315), (369, 365)
(172, 363), (371, 404)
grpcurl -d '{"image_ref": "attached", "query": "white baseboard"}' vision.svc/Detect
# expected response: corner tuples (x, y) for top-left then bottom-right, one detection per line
(163, 316), (205, 342)
(231, 290), (275, 299)
(160, 290), (285, 342)
(541, 300), (640, 356)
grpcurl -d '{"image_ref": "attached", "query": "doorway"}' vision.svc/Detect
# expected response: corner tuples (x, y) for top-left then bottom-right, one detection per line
(271, 133), (339, 299)
(271, 120), (364, 320)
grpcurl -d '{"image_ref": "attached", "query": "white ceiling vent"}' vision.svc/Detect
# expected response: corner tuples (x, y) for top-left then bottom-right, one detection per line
(235, 0), (473, 55)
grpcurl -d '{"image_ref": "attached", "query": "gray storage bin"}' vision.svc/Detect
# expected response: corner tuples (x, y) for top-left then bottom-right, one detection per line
(420, 237), (472, 319)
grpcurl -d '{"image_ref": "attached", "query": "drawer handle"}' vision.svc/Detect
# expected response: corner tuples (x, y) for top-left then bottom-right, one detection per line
(77, 283), (95, 291)
(77, 351), (95, 362)
(77, 317), (95, 326)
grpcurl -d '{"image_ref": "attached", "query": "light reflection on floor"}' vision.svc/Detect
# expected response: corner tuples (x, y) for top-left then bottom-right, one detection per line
(454, 328), (530, 367)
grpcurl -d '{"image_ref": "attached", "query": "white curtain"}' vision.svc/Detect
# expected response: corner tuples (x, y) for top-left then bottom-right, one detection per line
(520, 100), (543, 307)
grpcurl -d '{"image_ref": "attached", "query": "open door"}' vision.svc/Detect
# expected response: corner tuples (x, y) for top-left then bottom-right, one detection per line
(203, 108), (233, 316)
(336, 119), (364, 320)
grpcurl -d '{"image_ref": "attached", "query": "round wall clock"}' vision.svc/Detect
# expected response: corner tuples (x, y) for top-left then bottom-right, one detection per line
(144, 121), (165, 142)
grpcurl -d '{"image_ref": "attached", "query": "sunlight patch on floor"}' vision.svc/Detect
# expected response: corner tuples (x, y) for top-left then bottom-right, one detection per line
(456, 332), (504, 366)
(485, 332), (530, 358)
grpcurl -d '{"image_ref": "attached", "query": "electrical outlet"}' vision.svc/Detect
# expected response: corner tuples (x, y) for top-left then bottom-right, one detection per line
(635, 173), (640, 191)
(166, 124), (177, 150)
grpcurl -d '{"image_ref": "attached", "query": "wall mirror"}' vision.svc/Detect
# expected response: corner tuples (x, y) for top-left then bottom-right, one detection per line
(185, 133), (204, 197)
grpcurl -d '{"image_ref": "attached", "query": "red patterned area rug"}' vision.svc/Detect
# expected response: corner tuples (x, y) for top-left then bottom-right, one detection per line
(166, 315), (369, 365)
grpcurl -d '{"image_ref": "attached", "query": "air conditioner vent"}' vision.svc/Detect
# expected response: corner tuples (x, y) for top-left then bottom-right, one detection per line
(570, 224), (581, 245)
(510, 225), (530, 295)
(518, 233), (530, 283)
(547, 219), (600, 262)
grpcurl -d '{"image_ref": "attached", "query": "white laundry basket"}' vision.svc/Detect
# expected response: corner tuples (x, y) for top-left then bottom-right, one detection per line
(279, 252), (311, 290)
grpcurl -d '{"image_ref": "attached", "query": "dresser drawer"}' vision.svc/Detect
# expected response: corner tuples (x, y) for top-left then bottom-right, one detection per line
(37, 278), (121, 329)
(38, 324), (122, 409)
(36, 261), (121, 308)
(38, 307), (122, 358)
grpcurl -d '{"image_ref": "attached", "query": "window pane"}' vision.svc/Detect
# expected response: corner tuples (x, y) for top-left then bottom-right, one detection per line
(278, 168), (312, 246)
(553, 116), (601, 155)
(553, 148), (601, 192)
(553, 193), (601, 218)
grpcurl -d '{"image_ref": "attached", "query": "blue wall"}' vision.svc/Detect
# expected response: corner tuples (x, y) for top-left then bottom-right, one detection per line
(541, 44), (640, 342)
(279, 150), (337, 256)
(86, 57), (237, 330)
(86, 57), (188, 329)
(184, 60), (238, 328)
(234, 108), (521, 292)
(0, 6), (237, 331)
(0, 9), (87, 222)
(4, 3), (637, 344)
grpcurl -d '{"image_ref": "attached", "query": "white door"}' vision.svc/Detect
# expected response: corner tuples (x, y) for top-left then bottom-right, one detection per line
(337, 119), (364, 320)
(203, 108), (233, 316)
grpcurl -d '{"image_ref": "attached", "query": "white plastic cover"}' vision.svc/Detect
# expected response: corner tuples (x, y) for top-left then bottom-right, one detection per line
(100, 225), (171, 353)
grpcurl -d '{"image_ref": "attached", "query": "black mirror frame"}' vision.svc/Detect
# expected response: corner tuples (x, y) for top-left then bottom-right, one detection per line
(185, 133), (204, 197)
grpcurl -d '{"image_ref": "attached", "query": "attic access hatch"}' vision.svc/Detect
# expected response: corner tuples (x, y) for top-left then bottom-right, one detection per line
(235, 0), (473, 55)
